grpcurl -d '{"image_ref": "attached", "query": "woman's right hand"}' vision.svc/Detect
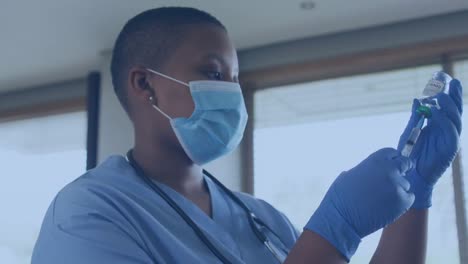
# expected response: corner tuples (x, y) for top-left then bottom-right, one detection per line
(304, 148), (415, 261)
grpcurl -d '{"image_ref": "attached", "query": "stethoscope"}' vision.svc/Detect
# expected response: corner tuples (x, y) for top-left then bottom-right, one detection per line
(126, 150), (289, 264)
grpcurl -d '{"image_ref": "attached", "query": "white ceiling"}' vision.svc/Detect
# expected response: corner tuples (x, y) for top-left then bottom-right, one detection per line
(1, 0), (467, 92)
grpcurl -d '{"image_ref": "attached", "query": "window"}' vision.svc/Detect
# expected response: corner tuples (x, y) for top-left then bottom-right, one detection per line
(454, 58), (468, 203)
(254, 64), (462, 263)
(0, 111), (86, 263)
(454, 58), (468, 250)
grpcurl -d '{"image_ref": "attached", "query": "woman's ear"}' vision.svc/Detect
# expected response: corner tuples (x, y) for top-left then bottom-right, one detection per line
(128, 67), (154, 102)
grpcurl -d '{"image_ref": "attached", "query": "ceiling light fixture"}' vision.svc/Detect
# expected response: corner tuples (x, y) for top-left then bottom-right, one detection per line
(300, 1), (316, 10)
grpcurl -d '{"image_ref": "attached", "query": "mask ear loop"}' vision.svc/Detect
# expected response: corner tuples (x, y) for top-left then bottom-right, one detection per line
(146, 68), (189, 120)
(146, 68), (189, 87)
(149, 96), (171, 120)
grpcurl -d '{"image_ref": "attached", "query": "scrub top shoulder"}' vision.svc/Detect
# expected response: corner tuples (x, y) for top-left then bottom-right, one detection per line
(31, 155), (300, 264)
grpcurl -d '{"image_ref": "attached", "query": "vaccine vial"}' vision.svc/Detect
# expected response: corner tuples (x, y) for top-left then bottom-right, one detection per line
(401, 71), (452, 157)
(422, 71), (452, 97)
(417, 71), (452, 117)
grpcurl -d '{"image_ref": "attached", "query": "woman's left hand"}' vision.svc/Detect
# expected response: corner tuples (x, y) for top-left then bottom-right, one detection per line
(398, 79), (463, 208)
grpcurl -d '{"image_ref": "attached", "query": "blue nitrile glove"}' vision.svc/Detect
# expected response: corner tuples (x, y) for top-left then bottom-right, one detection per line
(398, 79), (463, 209)
(305, 148), (415, 261)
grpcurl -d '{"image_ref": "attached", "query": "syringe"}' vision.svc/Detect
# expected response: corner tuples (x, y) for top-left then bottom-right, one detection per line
(400, 71), (452, 157)
(401, 116), (425, 157)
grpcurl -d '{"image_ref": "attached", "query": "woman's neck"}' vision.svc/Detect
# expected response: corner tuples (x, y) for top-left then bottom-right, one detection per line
(132, 136), (206, 197)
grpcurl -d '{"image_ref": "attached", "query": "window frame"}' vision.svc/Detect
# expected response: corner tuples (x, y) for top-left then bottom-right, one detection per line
(0, 78), (87, 123)
(240, 36), (468, 263)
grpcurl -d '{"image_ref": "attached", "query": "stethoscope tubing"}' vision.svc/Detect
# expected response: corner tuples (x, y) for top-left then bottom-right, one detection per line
(126, 150), (288, 264)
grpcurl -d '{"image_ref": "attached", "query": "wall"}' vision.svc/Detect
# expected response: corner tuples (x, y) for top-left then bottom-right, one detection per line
(97, 55), (134, 163)
(239, 10), (468, 71)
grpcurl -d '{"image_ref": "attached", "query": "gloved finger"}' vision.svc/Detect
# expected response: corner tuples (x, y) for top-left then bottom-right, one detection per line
(396, 186), (415, 209)
(398, 99), (421, 151)
(437, 93), (462, 134)
(375, 147), (400, 160)
(428, 96), (462, 135)
(449, 79), (463, 115)
(390, 155), (413, 175)
(427, 107), (460, 140)
(388, 172), (411, 191)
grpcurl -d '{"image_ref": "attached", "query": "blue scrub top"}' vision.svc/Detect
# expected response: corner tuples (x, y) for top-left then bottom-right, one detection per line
(32, 156), (299, 263)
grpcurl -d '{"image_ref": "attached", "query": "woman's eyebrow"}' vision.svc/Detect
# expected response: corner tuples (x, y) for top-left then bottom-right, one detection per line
(202, 53), (225, 65)
(202, 53), (234, 66)
(201, 53), (239, 75)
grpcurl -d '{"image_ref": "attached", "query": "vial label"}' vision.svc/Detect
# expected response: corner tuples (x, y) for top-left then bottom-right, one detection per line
(422, 79), (445, 97)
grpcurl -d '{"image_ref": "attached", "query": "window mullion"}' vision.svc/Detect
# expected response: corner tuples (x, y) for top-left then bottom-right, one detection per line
(444, 55), (468, 264)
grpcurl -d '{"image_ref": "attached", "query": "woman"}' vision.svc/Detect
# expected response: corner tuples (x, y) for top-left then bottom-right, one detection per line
(32, 7), (463, 264)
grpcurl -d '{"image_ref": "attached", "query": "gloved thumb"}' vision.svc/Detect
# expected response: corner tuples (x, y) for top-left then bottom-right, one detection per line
(398, 186), (416, 209)
(391, 155), (414, 175)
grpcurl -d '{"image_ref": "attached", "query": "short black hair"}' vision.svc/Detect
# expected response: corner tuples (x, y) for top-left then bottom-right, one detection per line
(110, 7), (226, 112)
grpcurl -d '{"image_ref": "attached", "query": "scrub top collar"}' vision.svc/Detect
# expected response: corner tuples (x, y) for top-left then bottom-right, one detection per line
(149, 176), (244, 262)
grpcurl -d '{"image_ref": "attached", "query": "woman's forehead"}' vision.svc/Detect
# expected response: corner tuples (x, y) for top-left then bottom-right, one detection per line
(169, 24), (238, 67)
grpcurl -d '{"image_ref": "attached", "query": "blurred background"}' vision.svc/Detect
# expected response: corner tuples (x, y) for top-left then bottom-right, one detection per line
(1, 0), (468, 263)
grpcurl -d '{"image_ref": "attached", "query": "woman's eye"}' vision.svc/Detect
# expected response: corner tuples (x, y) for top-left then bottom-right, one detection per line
(205, 71), (223, 80)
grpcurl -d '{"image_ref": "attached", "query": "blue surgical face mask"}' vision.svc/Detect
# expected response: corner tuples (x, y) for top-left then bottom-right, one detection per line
(146, 68), (248, 165)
